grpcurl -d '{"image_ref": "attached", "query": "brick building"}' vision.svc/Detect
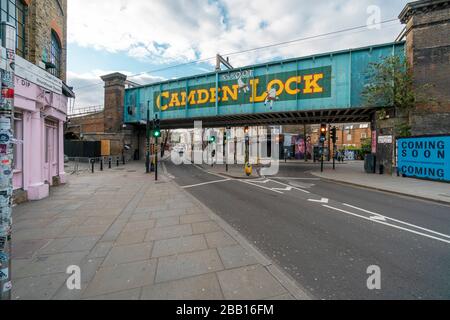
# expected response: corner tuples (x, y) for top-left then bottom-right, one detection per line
(65, 74), (140, 157)
(1, 0), (74, 200)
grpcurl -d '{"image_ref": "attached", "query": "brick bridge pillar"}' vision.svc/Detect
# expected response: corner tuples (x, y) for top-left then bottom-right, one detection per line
(101, 72), (127, 133)
(399, 0), (450, 135)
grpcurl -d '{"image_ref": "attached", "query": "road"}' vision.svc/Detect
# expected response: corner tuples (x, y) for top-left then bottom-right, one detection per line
(163, 160), (450, 299)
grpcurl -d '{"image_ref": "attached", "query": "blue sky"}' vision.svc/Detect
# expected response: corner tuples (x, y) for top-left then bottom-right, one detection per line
(67, 0), (410, 109)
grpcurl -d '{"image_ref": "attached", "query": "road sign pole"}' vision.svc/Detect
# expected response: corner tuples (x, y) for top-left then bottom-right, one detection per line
(333, 144), (336, 170)
(0, 22), (16, 301)
(321, 142), (324, 173)
(146, 102), (150, 173)
(155, 137), (158, 181)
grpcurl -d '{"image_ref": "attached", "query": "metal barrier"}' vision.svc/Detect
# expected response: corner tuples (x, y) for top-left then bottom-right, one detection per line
(65, 155), (129, 175)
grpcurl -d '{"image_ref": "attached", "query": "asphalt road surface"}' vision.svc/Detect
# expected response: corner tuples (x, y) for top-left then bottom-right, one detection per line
(163, 160), (450, 300)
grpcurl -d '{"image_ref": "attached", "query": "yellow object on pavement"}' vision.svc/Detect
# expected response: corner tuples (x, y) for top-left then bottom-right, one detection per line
(245, 162), (252, 176)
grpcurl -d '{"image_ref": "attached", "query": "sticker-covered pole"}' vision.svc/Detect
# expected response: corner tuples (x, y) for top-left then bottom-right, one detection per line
(0, 22), (16, 300)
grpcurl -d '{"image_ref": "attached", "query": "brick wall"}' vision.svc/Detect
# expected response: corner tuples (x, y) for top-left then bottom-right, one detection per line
(25, 0), (67, 81)
(67, 112), (105, 135)
(400, 0), (450, 135)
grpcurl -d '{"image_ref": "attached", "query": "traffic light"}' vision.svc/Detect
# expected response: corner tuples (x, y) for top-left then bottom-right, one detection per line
(153, 118), (161, 138)
(209, 135), (216, 143)
(244, 126), (249, 134)
(319, 123), (327, 143)
(331, 126), (337, 144)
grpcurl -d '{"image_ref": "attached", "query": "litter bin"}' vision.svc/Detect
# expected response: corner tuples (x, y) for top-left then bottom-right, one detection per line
(364, 154), (376, 173)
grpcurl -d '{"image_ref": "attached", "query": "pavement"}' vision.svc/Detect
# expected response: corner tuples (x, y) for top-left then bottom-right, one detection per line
(164, 160), (450, 299)
(11, 161), (308, 300)
(310, 161), (450, 204)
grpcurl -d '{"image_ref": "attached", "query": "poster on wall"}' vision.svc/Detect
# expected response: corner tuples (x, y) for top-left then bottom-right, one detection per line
(397, 135), (450, 182)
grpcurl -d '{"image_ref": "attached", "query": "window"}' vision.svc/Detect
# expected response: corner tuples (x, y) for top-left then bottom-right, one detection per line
(347, 134), (352, 142)
(0, 1), (27, 56)
(16, 0), (26, 57)
(361, 132), (367, 139)
(50, 31), (61, 78)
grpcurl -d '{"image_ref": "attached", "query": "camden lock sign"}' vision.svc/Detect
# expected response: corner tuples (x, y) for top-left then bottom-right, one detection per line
(154, 66), (332, 111)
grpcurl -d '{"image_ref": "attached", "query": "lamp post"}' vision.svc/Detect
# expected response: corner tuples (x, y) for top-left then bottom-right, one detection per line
(145, 101), (150, 173)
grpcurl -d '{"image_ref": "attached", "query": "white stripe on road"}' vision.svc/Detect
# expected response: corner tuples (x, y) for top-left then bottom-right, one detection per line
(342, 203), (450, 239)
(322, 204), (450, 245)
(238, 179), (284, 194)
(268, 179), (311, 194)
(181, 178), (231, 189)
(270, 177), (321, 180)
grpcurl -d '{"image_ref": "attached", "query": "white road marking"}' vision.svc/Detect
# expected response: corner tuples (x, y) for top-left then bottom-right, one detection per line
(370, 216), (387, 221)
(271, 177), (321, 180)
(238, 179), (284, 194)
(343, 203), (450, 239)
(268, 179), (311, 194)
(322, 204), (450, 245)
(308, 198), (329, 204)
(181, 178), (231, 189)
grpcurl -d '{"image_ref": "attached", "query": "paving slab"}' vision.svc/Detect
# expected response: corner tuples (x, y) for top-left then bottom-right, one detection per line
(151, 235), (208, 258)
(205, 231), (238, 248)
(12, 239), (50, 259)
(155, 249), (224, 283)
(141, 273), (223, 300)
(39, 236), (100, 255)
(88, 241), (114, 259)
(145, 224), (192, 241)
(155, 216), (180, 227)
(180, 213), (211, 224)
(14, 251), (89, 278)
(217, 264), (287, 300)
(102, 242), (153, 266)
(115, 229), (147, 246)
(82, 259), (157, 298)
(192, 221), (222, 234)
(84, 288), (142, 300)
(217, 245), (259, 269)
(12, 273), (68, 300)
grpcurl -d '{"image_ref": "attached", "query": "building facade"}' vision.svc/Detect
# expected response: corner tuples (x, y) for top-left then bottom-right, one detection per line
(1, 0), (73, 201)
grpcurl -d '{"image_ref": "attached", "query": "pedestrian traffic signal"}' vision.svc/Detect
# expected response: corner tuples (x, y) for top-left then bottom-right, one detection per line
(331, 126), (337, 144)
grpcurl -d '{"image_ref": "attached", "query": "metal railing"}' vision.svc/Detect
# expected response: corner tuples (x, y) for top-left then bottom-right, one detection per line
(65, 155), (129, 175)
(68, 105), (104, 118)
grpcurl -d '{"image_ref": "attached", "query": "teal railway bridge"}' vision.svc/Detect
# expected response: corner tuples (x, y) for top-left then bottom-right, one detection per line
(124, 41), (405, 129)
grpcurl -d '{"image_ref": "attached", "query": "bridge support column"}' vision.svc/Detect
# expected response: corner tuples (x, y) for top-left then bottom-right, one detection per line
(399, 0), (450, 136)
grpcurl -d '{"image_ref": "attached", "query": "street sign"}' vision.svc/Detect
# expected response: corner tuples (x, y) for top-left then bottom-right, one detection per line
(397, 135), (450, 182)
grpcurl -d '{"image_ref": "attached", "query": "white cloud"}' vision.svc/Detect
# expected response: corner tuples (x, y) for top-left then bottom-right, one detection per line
(67, 70), (164, 111)
(68, 0), (409, 67)
(68, 0), (410, 107)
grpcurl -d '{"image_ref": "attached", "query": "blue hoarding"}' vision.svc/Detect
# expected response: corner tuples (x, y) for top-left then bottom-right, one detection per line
(397, 136), (450, 182)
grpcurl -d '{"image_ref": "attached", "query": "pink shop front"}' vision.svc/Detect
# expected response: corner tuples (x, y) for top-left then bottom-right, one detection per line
(12, 56), (74, 200)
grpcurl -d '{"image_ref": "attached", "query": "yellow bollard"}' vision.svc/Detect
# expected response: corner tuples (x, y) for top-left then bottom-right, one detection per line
(244, 162), (252, 176)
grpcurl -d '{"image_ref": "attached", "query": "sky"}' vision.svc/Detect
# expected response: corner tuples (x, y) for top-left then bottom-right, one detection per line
(67, 0), (410, 110)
